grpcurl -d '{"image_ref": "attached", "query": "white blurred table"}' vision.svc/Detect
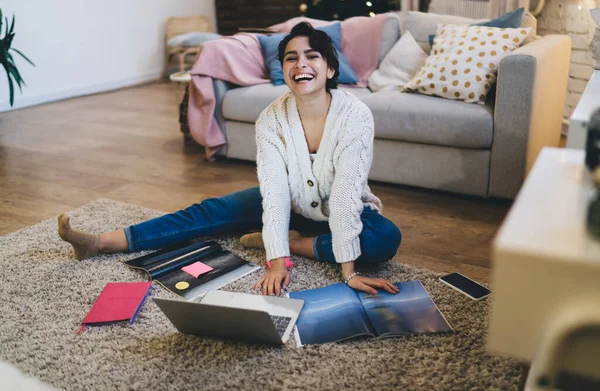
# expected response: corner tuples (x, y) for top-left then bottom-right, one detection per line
(488, 147), (600, 390)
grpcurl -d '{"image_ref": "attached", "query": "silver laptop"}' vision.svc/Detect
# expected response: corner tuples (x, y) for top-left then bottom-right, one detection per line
(154, 290), (304, 345)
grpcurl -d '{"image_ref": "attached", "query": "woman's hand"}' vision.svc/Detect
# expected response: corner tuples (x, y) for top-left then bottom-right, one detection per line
(346, 275), (399, 295)
(254, 258), (290, 296)
(341, 262), (399, 295)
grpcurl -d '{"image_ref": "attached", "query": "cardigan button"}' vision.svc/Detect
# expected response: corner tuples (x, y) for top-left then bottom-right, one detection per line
(311, 201), (319, 208)
(307, 180), (314, 187)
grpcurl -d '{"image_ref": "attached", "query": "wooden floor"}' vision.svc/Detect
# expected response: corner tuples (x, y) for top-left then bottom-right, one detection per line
(0, 82), (516, 282)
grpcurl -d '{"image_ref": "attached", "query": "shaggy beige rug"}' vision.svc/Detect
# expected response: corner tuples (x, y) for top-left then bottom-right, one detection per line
(0, 199), (522, 390)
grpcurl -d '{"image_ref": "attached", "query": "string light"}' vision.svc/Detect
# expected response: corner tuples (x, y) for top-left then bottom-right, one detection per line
(306, 0), (383, 18)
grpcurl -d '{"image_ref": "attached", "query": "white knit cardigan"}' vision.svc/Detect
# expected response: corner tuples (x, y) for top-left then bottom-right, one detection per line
(255, 89), (382, 263)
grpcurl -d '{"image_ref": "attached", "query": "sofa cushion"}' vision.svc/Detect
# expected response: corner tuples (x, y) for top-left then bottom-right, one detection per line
(222, 84), (371, 123)
(404, 24), (533, 104)
(223, 85), (493, 149)
(428, 7), (525, 48)
(398, 11), (486, 52)
(360, 90), (494, 149)
(378, 14), (401, 66)
(520, 12), (538, 44)
(368, 31), (428, 92)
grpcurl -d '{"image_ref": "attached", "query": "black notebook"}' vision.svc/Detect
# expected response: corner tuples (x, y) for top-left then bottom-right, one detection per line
(125, 240), (260, 299)
(289, 280), (453, 346)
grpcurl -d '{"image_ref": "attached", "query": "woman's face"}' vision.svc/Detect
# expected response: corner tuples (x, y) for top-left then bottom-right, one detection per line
(282, 36), (334, 97)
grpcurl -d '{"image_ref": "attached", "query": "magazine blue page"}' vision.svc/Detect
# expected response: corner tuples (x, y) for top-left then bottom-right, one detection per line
(358, 280), (453, 337)
(289, 283), (374, 345)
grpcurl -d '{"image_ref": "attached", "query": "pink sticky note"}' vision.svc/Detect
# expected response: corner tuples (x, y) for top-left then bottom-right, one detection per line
(182, 262), (214, 278)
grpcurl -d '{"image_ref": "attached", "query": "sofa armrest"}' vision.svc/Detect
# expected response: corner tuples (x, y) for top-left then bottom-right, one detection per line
(489, 35), (571, 198)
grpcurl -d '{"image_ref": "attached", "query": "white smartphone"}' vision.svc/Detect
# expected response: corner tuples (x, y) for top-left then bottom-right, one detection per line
(439, 272), (491, 301)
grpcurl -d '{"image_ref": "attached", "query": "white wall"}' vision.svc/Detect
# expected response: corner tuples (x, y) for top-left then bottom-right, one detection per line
(0, 0), (216, 112)
(536, 0), (597, 121)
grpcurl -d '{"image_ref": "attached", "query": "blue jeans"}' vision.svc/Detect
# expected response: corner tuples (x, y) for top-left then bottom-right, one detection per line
(124, 187), (401, 265)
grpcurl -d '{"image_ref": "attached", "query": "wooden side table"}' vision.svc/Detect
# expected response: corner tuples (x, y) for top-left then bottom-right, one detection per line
(170, 70), (191, 89)
(169, 70), (191, 103)
(488, 147), (600, 390)
(170, 71), (193, 144)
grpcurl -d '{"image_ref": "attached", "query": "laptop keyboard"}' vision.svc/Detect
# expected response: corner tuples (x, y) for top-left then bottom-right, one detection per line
(269, 315), (292, 337)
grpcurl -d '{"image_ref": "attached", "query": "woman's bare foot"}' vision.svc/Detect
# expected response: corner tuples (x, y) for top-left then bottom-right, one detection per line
(57, 214), (100, 260)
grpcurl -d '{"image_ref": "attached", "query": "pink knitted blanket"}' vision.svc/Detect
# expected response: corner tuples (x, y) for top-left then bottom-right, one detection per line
(188, 33), (269, 160)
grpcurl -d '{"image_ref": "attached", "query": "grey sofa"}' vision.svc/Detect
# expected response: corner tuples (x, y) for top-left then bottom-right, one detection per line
(206, 14), (571, 199)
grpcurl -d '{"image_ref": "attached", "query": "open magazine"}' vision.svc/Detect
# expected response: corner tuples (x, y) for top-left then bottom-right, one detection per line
(289, 280), (452, 346)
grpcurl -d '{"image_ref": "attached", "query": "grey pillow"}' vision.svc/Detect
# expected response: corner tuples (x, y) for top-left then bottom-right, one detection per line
(378, 14), (401, 66)
(397, 11), (487, 52)
(167, 32), (222, 48)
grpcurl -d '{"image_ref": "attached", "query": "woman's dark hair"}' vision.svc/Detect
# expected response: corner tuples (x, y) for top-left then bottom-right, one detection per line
(277, 22), (339, 90)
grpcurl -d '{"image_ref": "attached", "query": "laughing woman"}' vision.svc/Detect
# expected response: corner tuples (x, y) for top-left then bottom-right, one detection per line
(58, 22), (402, 296)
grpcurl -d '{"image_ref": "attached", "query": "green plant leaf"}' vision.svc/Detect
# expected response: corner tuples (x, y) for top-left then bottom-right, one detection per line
(6, 59), (22, 81)
(6, 69), (22, 90)
(6, 62), (24, 90)
(6, 67), (15, 106)
(5, 32), (14, 47)
(0, 9), (33, 106)
(12, 48), (34, 66)
(9, 14), (15, 36)
(9, 74), (23, 91)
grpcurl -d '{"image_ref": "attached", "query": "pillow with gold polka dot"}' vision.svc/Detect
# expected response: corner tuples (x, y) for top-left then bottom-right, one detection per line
(403, 24), (533, 104)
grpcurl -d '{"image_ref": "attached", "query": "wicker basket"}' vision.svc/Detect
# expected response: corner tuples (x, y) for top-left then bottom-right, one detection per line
(163, 15), (213, 76)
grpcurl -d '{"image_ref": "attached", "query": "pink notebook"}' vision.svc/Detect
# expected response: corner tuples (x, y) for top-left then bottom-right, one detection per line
(78, 282), (152, 334)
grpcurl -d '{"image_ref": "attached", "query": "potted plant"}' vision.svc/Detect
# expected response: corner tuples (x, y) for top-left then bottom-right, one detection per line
(1, 9), (34, 106)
